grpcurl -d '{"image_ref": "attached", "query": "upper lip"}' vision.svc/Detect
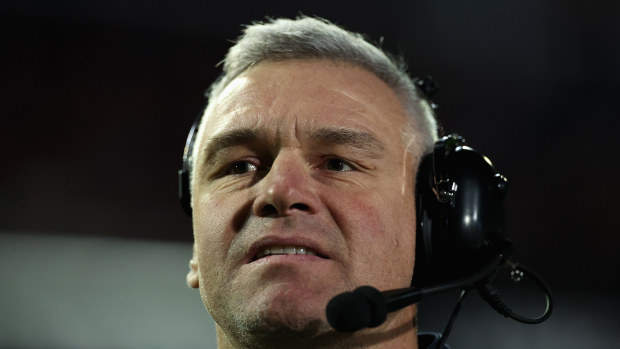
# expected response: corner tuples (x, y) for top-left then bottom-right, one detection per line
(246, 235), (330, 263)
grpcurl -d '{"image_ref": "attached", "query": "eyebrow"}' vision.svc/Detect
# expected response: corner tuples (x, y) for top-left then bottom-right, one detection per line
(201, 126), (386, 167)
(202, 128), (258, 167)
(309, 127), (385, 157)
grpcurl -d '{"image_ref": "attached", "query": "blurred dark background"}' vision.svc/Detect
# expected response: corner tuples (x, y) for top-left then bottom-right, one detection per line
(1, 0), (619, 348)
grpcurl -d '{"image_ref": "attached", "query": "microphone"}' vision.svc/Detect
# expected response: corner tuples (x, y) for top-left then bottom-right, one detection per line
(326, 253), (505, 332)
(326, 286), (388, 332)
(326, 286), (426, 332)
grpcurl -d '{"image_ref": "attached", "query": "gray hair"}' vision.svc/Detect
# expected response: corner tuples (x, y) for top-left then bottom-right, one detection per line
(193, 16), (438, 190)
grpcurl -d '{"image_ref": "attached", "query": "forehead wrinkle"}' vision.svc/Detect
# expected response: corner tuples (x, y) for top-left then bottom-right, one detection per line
(332, 87), (372, 107)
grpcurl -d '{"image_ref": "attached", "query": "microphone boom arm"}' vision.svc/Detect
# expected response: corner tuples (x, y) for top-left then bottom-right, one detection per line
(382, 253), (505, 314)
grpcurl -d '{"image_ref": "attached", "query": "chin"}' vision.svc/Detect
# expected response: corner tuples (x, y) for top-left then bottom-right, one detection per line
(228, 306), (329, 349)
(250, 288), (332, 336)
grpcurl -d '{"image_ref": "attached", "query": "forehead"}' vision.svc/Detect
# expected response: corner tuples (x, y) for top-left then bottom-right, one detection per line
(200, 60), (408, 145)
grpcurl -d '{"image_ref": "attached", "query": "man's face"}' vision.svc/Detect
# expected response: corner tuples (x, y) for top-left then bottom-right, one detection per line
(189, 60), (418, 340)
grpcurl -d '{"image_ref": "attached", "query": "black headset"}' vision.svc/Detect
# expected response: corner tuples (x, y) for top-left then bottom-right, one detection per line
(177, 77), (512, 288)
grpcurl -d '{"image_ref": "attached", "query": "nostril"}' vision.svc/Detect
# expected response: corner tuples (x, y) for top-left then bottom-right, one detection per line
(258, 202), (310, 217)
(260, 204), (278, 217)
(290, 203), (310, 211)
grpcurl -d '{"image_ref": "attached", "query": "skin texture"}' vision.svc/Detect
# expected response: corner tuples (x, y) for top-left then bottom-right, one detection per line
(187, 60), (420, 348)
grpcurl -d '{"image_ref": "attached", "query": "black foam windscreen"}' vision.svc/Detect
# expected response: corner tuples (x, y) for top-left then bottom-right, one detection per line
(326, 286), (387, 332)
(326, 290), (372, 332)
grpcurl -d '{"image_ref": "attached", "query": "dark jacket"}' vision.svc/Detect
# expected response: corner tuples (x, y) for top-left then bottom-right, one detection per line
(419, 333), (450, 349)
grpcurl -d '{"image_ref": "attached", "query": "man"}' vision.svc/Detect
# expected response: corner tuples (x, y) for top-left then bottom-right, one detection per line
(184, 16), (440, 348)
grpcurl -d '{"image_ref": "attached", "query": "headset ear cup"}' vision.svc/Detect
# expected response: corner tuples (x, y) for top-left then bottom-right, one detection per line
(179, 168), (192, 217)
(413, 153), (437, 286)
(179, 113), (203, 218)
(412, 135), (509, 288)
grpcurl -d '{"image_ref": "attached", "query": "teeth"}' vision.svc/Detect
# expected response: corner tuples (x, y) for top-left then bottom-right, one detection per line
(256, 246), (318, 259)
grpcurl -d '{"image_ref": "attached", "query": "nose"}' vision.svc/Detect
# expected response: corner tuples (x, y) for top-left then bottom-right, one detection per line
(253, 152), (320, 217)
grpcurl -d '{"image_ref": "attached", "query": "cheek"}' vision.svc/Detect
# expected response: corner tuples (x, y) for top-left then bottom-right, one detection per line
(192, 196), (240, 309)
(332, 193), (416, 287)
(193, 188), (243, 236)
(339, 191), (415, 244)
(192, 195), (236, 274)
(385, 193), (417, 262)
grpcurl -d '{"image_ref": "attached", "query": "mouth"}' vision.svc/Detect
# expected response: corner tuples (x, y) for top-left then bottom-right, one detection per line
(251, 245), (327, 262)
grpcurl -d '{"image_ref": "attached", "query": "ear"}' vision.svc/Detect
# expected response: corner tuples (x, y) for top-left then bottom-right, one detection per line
(186, 243), (199, 289)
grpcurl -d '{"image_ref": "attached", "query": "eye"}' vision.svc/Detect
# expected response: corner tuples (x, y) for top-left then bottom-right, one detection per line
(324, 158), (354, 172)
(227, 161), (258, 175)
